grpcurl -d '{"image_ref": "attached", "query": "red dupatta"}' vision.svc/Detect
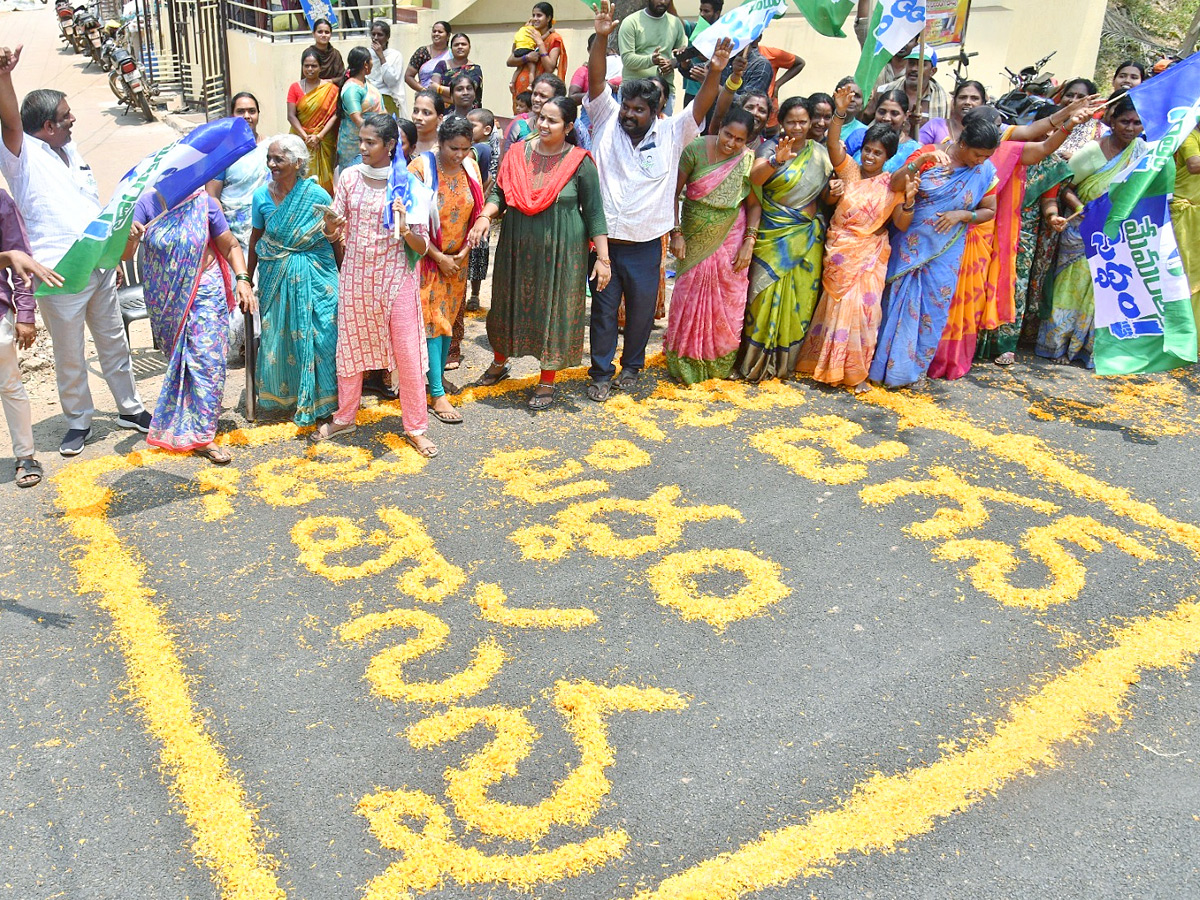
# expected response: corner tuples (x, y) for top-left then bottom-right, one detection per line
(979, 140), (1027, 330)
(498, 142), (591, 216)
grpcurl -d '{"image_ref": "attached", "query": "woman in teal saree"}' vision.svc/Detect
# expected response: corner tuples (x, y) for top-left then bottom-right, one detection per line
(247, 136), (340, 425)
(736, 96), (833, 382)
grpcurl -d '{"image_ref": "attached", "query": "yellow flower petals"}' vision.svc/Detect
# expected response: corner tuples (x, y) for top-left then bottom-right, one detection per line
(751, 416), (908, 484)
(357, 788), (628, 899)
(293, 507), (465, 602)
(648, 549), (790, 631)
(471, 582), (597, 629)
(937, 515), (1160, 610)
(584, 438), (653, 472)
(480, 447), (608, 504)
(339, 607), (505, 704)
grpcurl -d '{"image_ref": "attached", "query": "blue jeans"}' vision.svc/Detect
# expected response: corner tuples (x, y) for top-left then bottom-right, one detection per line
(588, 238), (663, 382)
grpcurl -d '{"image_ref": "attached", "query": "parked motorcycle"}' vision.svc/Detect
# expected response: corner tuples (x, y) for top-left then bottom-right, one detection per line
(73, 4), (104, 70)
(55, 0), (83, 53)
(108, 33), (155, 123)
(995, 51), (1058, 125)
(98, 18), (123, 72)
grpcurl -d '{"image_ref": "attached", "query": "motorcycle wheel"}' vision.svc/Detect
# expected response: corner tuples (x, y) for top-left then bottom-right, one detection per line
(108, 72), (126, 104)
(137, 92), (154, 123)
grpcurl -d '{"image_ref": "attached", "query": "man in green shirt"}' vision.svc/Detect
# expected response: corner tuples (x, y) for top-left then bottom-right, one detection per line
(675, 0), (723, 106)
(618, 0), (688, 110)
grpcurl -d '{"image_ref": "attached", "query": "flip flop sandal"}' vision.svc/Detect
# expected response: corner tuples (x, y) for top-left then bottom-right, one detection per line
(994, 353), (1016, 367)
(444, 359), (461, 371)
(614, 369), (641, 391)
(587, 380), (612, 403)
(429, 405), (464, 425)
(477, 362), (511, 387)
(527, 385), (555, 410)
(195, 445), (232, 465)
(310, 423), (357, 443)
(15, 457), (42, 488)
(404, 432), (439, 458)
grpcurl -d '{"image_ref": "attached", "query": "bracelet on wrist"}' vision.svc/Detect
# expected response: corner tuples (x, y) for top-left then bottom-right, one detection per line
(833, 111), (848, 120)
(235, 272), (252, 283)
(725, 77), (743, 92)
(902, 203), (915, 212)
(596, 258), (610, 265)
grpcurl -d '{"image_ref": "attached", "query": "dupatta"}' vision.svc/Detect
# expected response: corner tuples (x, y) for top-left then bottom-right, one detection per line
(412, 150), (484, 277)
(498, 143), (590, 215)
(678, 148), (751, 278)
(978, 140), (1026, 330)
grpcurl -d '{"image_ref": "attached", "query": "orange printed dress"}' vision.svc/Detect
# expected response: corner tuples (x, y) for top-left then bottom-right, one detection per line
(408, 152), (483, 338)
(796, 156), (904, 387)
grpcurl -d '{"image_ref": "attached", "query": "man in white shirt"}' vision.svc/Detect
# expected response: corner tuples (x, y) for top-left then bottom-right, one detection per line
(584, 0), (731, 401)
(368, 20), (407, 118)
(0, 45), (148, 456)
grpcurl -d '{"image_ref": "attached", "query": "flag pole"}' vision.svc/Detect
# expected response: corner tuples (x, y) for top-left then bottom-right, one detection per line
(244, 312), (257, 422)
(910, 21), (927, 142)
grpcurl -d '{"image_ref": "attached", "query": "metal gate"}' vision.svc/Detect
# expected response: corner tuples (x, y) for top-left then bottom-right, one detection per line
(129, 0), (232, 120)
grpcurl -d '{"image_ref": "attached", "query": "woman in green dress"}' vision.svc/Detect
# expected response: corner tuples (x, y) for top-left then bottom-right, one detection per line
(1172, 123), (1200, 344)
(1036, 94), (1145, 368)
(737, 95), (834, 381)
(467, 96), (610, 409)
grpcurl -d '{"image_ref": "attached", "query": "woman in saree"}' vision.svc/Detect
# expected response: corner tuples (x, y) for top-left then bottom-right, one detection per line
(919, 80), (986, 146)
(307, 19), (345, 88)
(338, 47), (384, 170)
(468, 96), (610, 409)
(246, 136), (340, 426)
(409, 116), (485, 424)
(1037, 94), (1146, 367)
(1172, 123), (1200, 341)
(431, 33), (484, 107)
(405, 20), (452, 94)
(1055, 79), (1107, 159)
(508, 2), (566, 114)
(664, 107), (760, 385)
(796, 86), (915, 392)
(286, 49), (339, 196)
(736, 95), (834, 381)
(928, 102), (1093, 379)
(314, 115), (438, 457)
(123, 191), (254, 464)
(503, 74), (566, 152)
(867, 118), (1000, 388)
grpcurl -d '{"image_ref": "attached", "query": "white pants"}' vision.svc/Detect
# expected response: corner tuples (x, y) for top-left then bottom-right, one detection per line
(0, 312), (34, 458)
(36, 269), (144, 430)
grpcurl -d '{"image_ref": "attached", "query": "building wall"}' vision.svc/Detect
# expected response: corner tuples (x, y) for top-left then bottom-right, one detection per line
(229, 0), (1106, 135)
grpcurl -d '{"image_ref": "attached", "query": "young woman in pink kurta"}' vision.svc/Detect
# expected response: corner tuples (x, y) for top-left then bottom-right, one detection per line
(316, 115), (438, 457)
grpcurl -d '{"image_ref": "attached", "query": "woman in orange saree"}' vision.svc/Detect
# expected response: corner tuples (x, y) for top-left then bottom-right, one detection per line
(286, 49), (339, 196)
(928, 104), (1093, 379)
(797, 87), (913, 391)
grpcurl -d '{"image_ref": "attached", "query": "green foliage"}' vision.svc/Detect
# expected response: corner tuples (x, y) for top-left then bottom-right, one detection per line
(1095, 0), (1200, 87)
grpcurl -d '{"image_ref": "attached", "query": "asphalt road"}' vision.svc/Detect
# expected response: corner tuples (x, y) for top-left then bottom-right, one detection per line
(4, 354), (1200, 900)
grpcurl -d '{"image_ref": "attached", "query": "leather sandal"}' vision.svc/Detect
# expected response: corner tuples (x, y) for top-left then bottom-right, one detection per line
(477, 361), (511, 387)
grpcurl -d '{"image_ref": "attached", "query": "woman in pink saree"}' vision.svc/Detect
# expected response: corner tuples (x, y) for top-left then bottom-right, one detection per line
(664, 108), (761, 385)
(928, 103), (1095, 379)
(797, 85), (915, 391)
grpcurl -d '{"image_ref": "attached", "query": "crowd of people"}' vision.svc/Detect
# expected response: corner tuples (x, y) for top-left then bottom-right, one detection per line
(0, 2), (1197, 485)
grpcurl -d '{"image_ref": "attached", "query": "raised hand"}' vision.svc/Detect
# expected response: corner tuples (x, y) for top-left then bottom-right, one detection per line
(774, 134), (797, 166)
(731, 51), (748, 78)
(709, 36), (734, 72)
(833, 83), (855, 116)
(593, 0), (618, 38)
(904, 171), (919, 206)
(0, 45), (22, 76)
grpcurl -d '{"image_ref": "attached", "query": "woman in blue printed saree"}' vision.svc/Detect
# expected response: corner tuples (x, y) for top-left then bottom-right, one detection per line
(247, 135), (340, 426)
(867, 125), (1000, 388)
(737, 96), (833, 382)
(1036, 94), (1146, 368)
(125, 190), (254, 464)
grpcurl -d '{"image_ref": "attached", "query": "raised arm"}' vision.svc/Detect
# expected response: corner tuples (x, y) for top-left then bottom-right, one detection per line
(772, 53), (805, 95)
(691, 37), (733, 127)
(827, 83), (854, 168)
(888, 148), (948, 192)
(589, 2), (620, 102)
(1020, 106), (1091, 166)
(1008, 94), (1102, 142)
(0, 46), (24, 158)
(707, 51), (746, 135)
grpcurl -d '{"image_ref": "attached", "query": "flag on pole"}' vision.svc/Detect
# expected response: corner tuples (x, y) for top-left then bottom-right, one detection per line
(692, 0), (789, 60)
(36, 117), (256, 297)
(382, 151), (434, 269)
(1084, 192), (1197, 375)
(854, 0), (927, 93)
(1102, 50), (1200, 234)
(790, 0), (854, 37)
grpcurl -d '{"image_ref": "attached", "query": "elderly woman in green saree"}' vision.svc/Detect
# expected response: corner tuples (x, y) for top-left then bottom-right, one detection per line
(246, 135), (340, 425)
(736, 95), (834, 381)
(1036, 94), (1145, 368)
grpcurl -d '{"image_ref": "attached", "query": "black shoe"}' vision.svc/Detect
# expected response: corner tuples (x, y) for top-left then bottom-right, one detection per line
(117, 410), (152, 433)
(60, 427), (92, 456)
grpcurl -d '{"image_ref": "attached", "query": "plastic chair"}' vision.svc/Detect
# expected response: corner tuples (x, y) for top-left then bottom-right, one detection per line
(118, 246), (158, 350)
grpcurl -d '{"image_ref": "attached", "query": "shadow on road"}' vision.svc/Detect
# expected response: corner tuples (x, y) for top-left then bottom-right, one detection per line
(0, 598), (75, 629)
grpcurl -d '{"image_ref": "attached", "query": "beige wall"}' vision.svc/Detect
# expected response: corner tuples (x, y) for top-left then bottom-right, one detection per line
(228, 0), (1106, 134)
